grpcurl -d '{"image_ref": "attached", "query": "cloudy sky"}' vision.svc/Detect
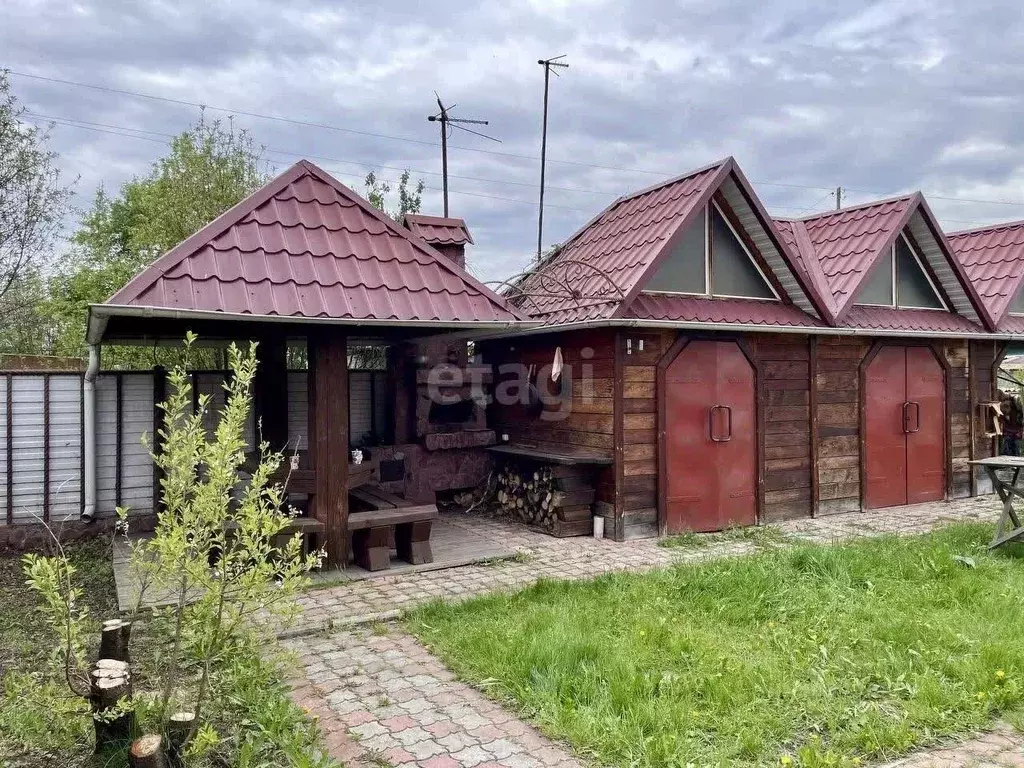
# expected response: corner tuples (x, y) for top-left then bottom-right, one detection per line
(3, 0), (1024, 282)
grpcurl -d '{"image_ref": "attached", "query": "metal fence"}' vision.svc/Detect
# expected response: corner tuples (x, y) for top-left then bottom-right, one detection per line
(0, 368), (387, 526)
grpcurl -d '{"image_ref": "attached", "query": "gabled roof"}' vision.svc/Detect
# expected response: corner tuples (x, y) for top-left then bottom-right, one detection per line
(103, 161), (523, 325)
(775, 194), (994, 330)
(514, 157), (830, 326)
(402, 214), (474, 246)
(947, 219), (1024, 326)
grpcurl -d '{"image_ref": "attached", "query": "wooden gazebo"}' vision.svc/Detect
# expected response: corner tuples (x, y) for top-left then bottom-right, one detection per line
(87, 161), (528, 566)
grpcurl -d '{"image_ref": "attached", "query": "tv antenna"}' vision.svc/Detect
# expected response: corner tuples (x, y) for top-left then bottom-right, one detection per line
(428, 92), (500, 216)
(537, 55), (569, 263)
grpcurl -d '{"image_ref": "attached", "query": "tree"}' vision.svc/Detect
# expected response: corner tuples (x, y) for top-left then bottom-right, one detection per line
(0, 71), (73, 353)
(364, 169), (424, 221)
(45, 117), (268, 362)
(13, 335), (330, 766)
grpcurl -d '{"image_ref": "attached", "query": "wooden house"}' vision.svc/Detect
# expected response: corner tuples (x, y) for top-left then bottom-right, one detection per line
(481, 157), (1016, 541)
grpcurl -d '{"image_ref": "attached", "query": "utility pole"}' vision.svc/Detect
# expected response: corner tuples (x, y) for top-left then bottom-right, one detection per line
(835, 186), (843, 210)
(427, 93), (499, 217)
(537, 55), (569, 263)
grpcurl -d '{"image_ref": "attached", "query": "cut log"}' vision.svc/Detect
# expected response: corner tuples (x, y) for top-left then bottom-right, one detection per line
(167, 711), (196, 768)
(130, 735), (168, 768)
(99, 619), (132, 663)
(91, 661), (134, 753)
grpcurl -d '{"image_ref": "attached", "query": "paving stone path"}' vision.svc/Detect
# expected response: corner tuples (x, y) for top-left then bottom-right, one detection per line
(286, 497), (1024, 767)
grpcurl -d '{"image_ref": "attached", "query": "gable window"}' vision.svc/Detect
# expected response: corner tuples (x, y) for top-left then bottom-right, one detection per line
(855, 233), (947, 310)
(1009, 285), (1024, 316)
(643, 202), (779, 300)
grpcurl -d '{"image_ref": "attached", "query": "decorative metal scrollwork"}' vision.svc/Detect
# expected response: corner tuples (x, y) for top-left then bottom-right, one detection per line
(485, 258), (625, 315)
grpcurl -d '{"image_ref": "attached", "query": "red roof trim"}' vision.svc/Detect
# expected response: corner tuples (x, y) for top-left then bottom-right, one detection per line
(917, 196), (996, 330)
(726, 162), (833, 322)
(789, 218), (839, 323)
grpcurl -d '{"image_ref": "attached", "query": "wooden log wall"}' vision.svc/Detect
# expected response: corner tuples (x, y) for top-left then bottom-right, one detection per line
(813, 337), (871, 515)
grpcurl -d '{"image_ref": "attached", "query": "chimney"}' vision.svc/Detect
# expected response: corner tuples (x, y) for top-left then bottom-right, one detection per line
(401, 214), (473, 270)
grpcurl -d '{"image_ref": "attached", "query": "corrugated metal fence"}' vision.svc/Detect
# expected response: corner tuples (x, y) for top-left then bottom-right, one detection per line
(0, 368), (387, 526)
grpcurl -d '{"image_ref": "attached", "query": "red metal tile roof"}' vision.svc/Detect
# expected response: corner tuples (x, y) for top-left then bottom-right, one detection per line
(624, 294), (824, 328)
(514, 157), (828, 326)
(778, 196), (915, 311)
(775, 194), (994, 331)
(840, 305), (986, 334)
(105, 161), (523, 324)
(402, 214), (474, 246)
(947, 220), (1024, 325)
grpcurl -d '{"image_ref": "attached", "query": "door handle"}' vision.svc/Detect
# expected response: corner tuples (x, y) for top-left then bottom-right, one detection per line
(902, 401), (921, 434)
(709, 405), (733, 443)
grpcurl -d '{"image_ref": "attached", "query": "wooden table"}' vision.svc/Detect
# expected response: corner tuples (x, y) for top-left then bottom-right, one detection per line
(969, 456), (1024, 548)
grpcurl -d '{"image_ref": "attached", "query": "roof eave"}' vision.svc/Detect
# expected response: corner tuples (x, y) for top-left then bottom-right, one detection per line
(87, 304), (538, 345)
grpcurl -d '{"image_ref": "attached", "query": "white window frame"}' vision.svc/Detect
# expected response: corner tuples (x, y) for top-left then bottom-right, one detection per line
(643, 202), (780, 301)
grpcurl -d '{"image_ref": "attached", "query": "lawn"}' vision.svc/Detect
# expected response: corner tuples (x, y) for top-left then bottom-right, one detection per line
(0, 538), (333, 767)
(409, 523), (1024, 768)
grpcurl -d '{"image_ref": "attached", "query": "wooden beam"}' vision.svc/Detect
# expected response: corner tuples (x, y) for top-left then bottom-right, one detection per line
(254, 336), (289, 450)
(809, 336), (820, 516)
(309, 333), (349, 567)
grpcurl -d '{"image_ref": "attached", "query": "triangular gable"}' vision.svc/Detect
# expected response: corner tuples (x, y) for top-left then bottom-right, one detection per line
(107, 161), (524, 324)
(513, 157), (830, 326)
(854, 232), (947, 310)
(643, 200), (778, 300)
(777, 194), (994, 330)
(947, 219), (1024, 325)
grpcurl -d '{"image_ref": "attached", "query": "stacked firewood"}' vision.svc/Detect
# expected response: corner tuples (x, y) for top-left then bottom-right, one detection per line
(494, 461), (597, 536)
(496, 464), (558, 529)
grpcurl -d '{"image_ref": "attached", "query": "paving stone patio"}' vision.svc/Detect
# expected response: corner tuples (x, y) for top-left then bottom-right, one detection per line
(289, 496), (1001, 631)
(286, 496), (1024, 767)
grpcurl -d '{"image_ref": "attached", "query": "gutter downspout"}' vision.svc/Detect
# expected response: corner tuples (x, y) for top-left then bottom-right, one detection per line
(82, 344), (99, 521)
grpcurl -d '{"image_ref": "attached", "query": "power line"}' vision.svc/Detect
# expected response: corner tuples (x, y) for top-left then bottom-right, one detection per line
(22, 112), (593, 214)
(21, 110), (1022, 227)
(7, 69), (841, 189)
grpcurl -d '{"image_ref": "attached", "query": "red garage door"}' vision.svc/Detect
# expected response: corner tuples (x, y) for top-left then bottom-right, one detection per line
(663, 340), (757, 533)
(864, 346), (945, 509)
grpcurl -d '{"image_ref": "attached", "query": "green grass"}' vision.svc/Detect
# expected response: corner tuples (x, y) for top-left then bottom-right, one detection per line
(408, 523), (1024, 768)
(0, 539), (336, 767)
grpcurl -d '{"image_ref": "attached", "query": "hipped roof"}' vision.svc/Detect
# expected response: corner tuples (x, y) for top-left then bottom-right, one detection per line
(92, 161), (525, 342)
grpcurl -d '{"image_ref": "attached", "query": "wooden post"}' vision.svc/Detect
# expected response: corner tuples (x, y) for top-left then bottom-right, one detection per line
(309, 333), (349, 567)
(254, 336), (289, 451)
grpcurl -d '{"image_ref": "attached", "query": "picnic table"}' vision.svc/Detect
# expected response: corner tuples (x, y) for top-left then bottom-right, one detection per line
(969, 456), (1024, 548)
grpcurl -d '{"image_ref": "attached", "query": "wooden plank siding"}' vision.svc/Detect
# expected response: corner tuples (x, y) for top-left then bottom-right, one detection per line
(617, 330), (673, 541)
(482, 328), (622, 534)
(943, 340), (972, 499)
(749, 334), (814, 522)
(814, 337), (871, 515)
(969, 340), (1005, 494)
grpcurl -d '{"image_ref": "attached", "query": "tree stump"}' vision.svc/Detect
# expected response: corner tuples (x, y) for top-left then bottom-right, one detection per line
(130, 734), (168, 768)
(90, 659), (135, 752)
(167, 711), (196, 768)
(99, 619), (132, 663)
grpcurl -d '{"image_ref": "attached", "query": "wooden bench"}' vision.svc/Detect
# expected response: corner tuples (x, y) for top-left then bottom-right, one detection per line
(348, 485), (438, 571)
(222, 516), (326, 558)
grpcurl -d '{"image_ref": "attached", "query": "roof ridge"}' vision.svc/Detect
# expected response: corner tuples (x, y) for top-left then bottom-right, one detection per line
(947, 217), (1024, 238)
(789, 218), (839, 321)
(794, 191), (917, 222)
